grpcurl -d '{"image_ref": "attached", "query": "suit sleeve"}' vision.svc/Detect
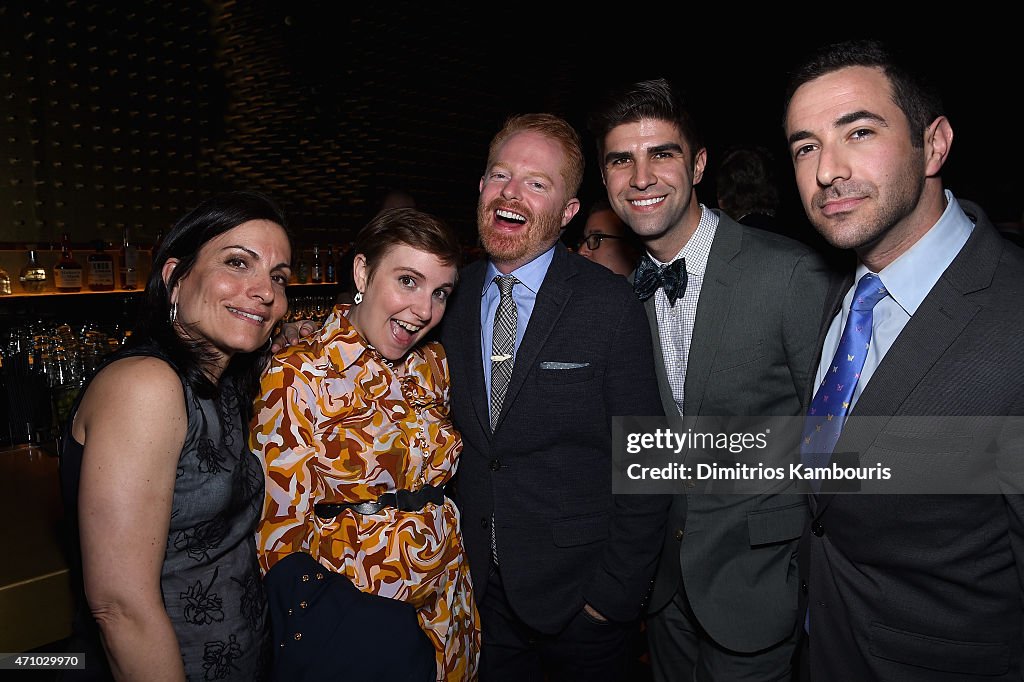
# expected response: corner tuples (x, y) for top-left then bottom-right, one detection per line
(251, 354), (323, 574)
(582, 289), (672, 622)
(782, 249), (833, 410)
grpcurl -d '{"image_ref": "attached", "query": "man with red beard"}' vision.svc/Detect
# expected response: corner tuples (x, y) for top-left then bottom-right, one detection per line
(440, 113), (669, 681)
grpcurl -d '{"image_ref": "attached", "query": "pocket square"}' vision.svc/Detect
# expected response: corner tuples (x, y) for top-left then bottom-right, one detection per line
(539, 361), (590, 370)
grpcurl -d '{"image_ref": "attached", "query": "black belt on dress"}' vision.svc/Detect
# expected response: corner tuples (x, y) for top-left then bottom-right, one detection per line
(314, 484), (445, 518)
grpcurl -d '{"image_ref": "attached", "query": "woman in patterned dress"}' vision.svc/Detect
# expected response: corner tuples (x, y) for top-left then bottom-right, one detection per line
(60, 192), (293, 680)
(252, 208), (481, 681)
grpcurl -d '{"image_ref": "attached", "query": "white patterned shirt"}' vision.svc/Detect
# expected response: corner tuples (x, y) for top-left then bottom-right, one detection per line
(649, 205), (718, 416)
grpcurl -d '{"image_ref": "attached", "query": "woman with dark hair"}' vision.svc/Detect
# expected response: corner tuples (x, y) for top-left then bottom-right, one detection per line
(253, 207), (480, 681)
(60, 191), (293, 680)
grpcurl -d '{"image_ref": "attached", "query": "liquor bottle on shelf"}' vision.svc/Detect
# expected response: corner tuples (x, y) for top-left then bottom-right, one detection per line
(87, 240), (115, 291)
(53, 234), (84, 292)
(295, 249), (309, 284)
(0, 265), (11, 295)
(311, 243), (323, 284)
(120, 226), (138, 290)
(325, 244), (337, 283)
(19, 248), (47, 293)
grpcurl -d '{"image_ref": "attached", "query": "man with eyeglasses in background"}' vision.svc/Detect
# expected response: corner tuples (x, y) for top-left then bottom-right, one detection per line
(576, 197), (644, 276)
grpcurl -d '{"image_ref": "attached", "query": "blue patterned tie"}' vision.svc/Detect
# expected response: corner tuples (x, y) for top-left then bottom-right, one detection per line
(800, 273), (889, 492)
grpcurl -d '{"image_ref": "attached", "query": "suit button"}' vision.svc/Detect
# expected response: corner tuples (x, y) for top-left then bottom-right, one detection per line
(811, 521), (824, 536)
(480, 517), (489, 528)
(800, 580), (808, 594)
(674, 529), (685, 541)
(489, 459), (501, 471)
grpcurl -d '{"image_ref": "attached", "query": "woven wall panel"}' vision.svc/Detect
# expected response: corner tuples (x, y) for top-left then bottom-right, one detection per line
(1, 2), (1019, 253)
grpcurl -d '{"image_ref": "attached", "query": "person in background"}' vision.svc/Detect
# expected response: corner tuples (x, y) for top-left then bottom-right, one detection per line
(376, 187), (418, 214)
(714, 143), (782, 233)
(783, 38), (1024, 681)
(586, 77), (831, 682)
(252, 207), (480, 681)
(59, 191), (292, 680)
(576, 197), (644, 276)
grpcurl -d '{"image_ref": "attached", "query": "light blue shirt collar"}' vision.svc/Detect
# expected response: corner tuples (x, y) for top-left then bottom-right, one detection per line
(479, 243), (556, 399)
(817, 192), (975, 406)
(481, 243), (556, 296)
(864, 190), (974, 315)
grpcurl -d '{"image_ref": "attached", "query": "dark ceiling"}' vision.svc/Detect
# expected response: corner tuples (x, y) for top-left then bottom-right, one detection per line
(2, 2), (1021, 250)
(272, 6), (1024, 236)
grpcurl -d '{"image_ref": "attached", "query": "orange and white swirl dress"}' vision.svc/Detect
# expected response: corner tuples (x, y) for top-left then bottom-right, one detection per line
(251, 304), (480, 681)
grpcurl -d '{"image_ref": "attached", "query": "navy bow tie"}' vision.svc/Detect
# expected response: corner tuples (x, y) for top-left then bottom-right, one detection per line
(633, 255), (687, 306)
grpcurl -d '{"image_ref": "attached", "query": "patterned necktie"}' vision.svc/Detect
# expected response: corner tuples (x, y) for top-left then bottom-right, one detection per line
(800, 273), (889, 491)
(634, 254), (687, 306)
(490, 275), (518, 431)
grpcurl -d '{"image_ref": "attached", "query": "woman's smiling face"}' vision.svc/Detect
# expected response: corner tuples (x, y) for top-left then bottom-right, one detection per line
(347, 243), (457, 361)
(167, 219), (291, 370)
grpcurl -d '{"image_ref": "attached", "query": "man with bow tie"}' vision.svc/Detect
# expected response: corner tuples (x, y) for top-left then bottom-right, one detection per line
(587, 79), (833, 681)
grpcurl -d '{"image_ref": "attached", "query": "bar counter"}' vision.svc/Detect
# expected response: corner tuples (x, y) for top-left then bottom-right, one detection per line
(0, 442), (73, 653)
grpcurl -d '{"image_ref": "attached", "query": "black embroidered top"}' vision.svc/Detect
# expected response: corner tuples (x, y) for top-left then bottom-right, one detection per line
(60, 343), (269, 681)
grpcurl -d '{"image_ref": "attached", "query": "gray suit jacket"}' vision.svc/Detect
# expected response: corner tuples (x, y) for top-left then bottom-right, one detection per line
(443, 246), (670, 634)
(802, 201), (1024, 680)
(645, 210), (832, 653)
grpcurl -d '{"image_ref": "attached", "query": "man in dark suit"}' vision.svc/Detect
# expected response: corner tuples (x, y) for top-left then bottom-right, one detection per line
(442, 112), (669, 681)
(783, 39), (1024, 680)
(267, 113), (667, 680)
(585, 79), (833, 681)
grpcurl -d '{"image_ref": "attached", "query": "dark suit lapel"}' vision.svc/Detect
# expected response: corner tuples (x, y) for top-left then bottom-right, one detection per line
(808, 274), (853, 405)
(647, 296), (681, 425)
(816, 212), (1000, 516)
(494, 247), (572, 430)
(450, 260), (492, 436)
(627, 267), (679, 424)
(851, 281), (980, 416)
(684, 218), (742, 417)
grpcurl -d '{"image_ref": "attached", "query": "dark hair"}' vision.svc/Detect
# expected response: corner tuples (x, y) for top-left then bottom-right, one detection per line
(715, 145), (780, 219)
(355, 207), (462, 283)
(586, 77), (704, 161)
(586, 196), (615, 217)
(486, 113), (585, 199)
(782, 39), (944, 148)
(136, 190), (291, 405)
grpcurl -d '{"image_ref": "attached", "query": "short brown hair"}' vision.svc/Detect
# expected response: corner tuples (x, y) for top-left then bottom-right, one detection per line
(486, 113), (585, 199)
(586, 78), (703, 162)
(354, 207), (462, 281)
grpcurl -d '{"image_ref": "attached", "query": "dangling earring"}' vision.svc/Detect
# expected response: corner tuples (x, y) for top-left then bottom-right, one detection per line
(353, 291), (363, 305)
(169, 302), (178, 324)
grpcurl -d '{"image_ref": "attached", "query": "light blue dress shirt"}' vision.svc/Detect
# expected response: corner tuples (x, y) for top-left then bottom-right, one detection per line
(814, 190), (974, 409)
(480, 245), (555, 399)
